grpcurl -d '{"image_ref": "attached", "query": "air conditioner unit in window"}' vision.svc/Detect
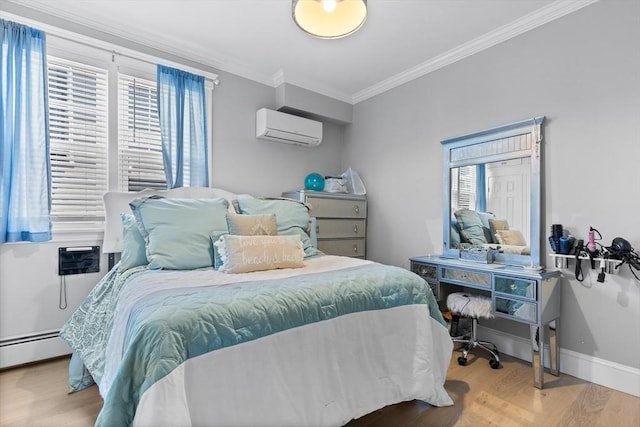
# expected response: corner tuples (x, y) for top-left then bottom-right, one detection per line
(256, 108), (322, 147)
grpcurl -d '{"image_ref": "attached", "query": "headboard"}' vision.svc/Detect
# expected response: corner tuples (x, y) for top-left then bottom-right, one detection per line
(102, 187), (252, 254)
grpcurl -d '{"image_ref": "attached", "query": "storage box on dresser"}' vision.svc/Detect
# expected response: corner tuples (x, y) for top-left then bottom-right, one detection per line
(282, 190), (367, 258)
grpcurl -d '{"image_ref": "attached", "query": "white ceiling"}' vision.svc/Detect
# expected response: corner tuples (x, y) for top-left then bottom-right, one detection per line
(7, 0), (596, 103)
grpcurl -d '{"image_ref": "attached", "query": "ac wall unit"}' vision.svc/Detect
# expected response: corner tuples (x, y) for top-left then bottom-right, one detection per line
(256, 108), (322, 147)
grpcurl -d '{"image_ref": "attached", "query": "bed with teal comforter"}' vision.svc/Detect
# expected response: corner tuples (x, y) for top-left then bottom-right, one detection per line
(61, 255), (453, 427)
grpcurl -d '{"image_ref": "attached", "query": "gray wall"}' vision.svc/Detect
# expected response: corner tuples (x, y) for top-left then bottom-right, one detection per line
(343, 0), (640, 369)
(210, 71), (344, 196)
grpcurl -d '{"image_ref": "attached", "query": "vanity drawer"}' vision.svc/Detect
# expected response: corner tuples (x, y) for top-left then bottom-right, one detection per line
(440, 267), (491, 289)
(494, 296), (537, 323)
(410, 262), (438, 299)
(316, 219), (366, 239)
(307, 197), (366, 219)
(410, 262), (437, 281)
(318, 239), (365, 258)
(494, 276), (536, 301)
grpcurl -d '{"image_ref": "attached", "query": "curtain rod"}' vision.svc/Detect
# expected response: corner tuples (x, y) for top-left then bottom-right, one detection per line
(106, 47), (220, 87)
(1, 11), (221, 85)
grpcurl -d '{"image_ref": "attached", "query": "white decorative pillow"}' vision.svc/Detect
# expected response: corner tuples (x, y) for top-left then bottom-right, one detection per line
(226, 213), (277, 236)
(214, 235), (305, 274)
(495, 229), (527, 246)
(212, 213), (279, 270)
(489, 218), (510, 240)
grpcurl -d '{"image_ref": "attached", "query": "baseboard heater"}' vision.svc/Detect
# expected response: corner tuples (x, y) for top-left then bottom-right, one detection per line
(0, 330), (71, 368)
(0, 330), (61, 348)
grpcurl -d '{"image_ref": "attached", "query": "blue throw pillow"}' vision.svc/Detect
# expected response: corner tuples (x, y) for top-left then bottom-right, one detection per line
(130, 196), (229, 270)
(118, 213), (148, 271)
(454, 209), (488, 245)
(235, 198), (317, 257)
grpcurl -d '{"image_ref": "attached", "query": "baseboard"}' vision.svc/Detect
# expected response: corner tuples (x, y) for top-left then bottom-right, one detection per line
(478, 325), (640, 397)
(0, 336), (71, 369)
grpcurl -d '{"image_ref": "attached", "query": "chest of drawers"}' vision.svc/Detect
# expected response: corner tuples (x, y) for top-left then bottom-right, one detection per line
(282, 190), (367, 258)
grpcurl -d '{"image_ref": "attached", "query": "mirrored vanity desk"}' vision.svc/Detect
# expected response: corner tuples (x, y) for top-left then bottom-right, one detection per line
(414, 116), (561, 389)
(410, 256), (560, 389)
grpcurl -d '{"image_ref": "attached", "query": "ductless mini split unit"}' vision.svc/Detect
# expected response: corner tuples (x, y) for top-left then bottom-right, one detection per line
(256, 108), (322, 147)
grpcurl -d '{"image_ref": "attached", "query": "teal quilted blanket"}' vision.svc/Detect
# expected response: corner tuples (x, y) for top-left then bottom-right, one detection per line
(61, 257), (445, 427)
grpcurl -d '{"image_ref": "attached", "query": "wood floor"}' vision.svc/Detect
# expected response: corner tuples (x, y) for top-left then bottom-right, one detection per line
(1, 351), (638, 427)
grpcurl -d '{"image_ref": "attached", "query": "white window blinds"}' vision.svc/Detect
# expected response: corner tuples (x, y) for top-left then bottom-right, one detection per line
(117, 74), (166, 191)
(452, 165), (476, 211)
(48, 57), (108, 222)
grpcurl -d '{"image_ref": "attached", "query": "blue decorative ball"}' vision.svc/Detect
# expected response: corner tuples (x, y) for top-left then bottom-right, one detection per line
(304, 173), (325, 191)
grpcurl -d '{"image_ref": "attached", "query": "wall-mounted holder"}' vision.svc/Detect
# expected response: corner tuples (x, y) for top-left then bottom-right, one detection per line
(549, 253), (622, 274)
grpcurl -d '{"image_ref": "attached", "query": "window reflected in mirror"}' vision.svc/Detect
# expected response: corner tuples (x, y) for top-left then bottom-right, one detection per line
(451, 165), (477, 212)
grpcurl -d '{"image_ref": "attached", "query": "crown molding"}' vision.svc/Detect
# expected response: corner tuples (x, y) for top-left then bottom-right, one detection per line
(5, 0), (600, 105)
(351, 0), (600, 104)
(3, 0), (273, 87)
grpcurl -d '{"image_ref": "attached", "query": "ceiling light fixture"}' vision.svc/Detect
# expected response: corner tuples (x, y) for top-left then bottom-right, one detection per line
(292, 0), (367, 39)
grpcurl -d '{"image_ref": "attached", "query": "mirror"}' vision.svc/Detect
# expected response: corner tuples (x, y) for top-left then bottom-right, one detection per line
(442, 117), (544, 267)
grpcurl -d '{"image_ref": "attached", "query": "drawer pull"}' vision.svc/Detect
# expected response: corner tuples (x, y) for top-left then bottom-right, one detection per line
(510, 284), (517, 290)
(353, 245), (359, 253)
(353, 225), (358, 234)
(354, 205), (359, 214)
(316, 225), (320, 234)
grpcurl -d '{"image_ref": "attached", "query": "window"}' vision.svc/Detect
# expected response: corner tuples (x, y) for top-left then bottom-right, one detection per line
(117, 74), (165, 191)
(48, 59), (166, 229)
(42, 31), (215, 235)
(48, 57), (108, 223)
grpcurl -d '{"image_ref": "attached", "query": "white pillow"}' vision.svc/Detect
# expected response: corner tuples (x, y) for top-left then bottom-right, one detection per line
(214, 235), (305, 274)
(495, 229), (527, 246)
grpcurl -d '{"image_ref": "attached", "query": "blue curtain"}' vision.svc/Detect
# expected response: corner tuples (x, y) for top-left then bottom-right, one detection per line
(157, 65), (209, 188)
(476, 164), (486, 212)
(0, 20), (51, 243)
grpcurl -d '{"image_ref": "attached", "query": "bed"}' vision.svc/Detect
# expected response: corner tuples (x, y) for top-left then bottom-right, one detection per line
(60, 188), (453, 427)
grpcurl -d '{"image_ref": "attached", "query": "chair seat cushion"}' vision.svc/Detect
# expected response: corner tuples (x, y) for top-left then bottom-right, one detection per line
(447, 292), (493, 319)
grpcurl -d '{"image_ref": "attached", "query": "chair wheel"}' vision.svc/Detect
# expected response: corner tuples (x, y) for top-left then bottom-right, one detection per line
(489, 359), (500, 369)
(457, 356), (467, 366)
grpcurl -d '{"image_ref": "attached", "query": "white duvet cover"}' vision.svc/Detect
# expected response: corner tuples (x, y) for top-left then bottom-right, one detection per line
(133, 305), (453, 427)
